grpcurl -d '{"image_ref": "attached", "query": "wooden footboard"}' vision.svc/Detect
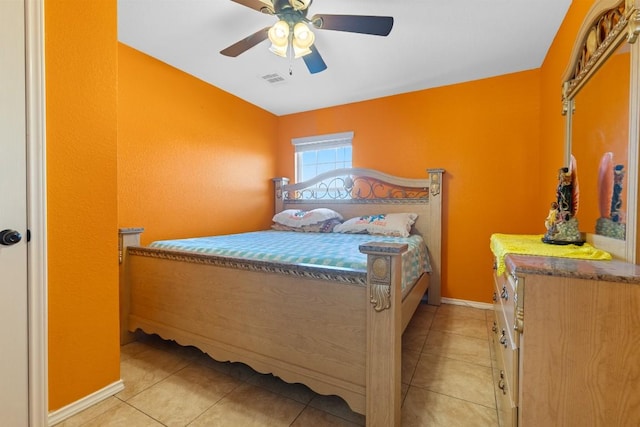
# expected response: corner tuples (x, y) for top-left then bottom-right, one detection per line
(120, 233), (427, 426)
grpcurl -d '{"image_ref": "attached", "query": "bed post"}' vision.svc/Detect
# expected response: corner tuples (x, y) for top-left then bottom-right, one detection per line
(359, 242), (407, 427)
(118, 227), (144, 345)
(426, 168), (444, 306)
(272, 177), (290, 214)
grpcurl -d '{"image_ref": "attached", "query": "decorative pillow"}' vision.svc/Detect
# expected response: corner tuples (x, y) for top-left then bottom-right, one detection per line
(272, 208), (343, 228)
(271, 217), (342, 233)
(333, 213), (418, 237)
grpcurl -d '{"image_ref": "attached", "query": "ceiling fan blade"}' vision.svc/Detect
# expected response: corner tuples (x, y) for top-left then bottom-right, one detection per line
(230, 0), (274, 14)
(311, 14), (393, 36)
(302, 45), (327, 74)
(220, 27), (270, 57)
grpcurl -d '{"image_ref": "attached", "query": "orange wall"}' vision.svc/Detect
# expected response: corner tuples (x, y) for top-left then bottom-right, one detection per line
(277, 71), (542, 303)
(46, 0), (120, 410)
(117, 44), (278, 245)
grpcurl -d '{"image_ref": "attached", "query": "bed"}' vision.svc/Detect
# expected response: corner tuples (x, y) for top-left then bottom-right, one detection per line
(118, 167), (444, 426)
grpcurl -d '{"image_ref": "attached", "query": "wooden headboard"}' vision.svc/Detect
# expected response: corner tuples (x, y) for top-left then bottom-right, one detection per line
(273, 168), (444, 305)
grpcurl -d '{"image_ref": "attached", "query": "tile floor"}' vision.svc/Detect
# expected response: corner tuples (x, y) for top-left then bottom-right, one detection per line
(58, 303), (499, 426)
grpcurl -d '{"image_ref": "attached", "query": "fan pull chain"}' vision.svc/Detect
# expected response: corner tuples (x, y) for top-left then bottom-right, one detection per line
(289, 41), (294, 75)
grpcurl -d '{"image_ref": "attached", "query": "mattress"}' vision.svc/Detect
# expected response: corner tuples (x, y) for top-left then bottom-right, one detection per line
(149, 230), (431, 295)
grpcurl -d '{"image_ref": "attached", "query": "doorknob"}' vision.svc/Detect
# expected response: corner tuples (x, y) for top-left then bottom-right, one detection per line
(0, 229), (22, 246)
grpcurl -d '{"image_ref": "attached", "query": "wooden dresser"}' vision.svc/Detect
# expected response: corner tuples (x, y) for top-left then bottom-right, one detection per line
(492, 253), (640, 427)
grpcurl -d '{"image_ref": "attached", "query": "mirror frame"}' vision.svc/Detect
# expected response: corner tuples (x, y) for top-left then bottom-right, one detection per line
(562, 0), (640, 261)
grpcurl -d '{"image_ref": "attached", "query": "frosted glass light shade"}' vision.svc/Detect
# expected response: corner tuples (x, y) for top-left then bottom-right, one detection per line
(293, 44), (312, 58)
(268, 20), (290, 57)
(270, 43), (288, 57)
(268, 20), (289, 46)
(293, 22), (314, 49)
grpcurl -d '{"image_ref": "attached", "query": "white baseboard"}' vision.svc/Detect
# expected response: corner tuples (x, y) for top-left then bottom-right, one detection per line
(48, 379), (124, 426)
(441, 297), (492, 310)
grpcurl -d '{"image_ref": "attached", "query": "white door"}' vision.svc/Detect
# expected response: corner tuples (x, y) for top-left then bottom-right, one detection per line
(0, 0), (30, 425)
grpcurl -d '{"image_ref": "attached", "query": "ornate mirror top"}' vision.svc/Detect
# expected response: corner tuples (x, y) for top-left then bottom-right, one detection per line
(563, 0), (639, 103)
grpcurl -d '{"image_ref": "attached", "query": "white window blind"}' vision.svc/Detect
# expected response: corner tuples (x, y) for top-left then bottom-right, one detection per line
(292, 131), (353, 182)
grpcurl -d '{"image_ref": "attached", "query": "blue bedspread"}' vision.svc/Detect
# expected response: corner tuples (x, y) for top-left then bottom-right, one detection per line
(149, 231), (430, 293)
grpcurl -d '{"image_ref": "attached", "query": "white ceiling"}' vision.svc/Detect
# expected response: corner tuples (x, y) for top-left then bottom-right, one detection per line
(118, 0), (572, 116)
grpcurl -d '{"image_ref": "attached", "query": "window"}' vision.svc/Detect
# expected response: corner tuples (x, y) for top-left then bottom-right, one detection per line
(292, 131), (353, 182)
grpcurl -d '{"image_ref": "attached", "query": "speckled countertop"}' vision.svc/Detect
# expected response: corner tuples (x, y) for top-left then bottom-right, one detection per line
(505, 254), (640, 284)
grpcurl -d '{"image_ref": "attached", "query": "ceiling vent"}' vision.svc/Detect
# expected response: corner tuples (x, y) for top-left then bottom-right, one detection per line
(260, 73), (287, 85)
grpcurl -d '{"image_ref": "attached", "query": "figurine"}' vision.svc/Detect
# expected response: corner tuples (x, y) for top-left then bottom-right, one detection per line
(543, 155), (584, 245)
(596, 154), (626, 240)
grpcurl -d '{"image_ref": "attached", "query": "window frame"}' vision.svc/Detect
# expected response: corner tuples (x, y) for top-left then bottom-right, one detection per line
(292, 131), (354, 182)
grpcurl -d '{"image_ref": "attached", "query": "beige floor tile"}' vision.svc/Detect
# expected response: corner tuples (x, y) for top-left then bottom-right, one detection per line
(411, 352), (496, 408)
(416, 302), (438, 315)
(247, 372), (317, 404)
(424, 330), (492, 367)
(117, 345), (191, 401)
(436, 304), (489, 321)
(120, 340), (153, 362)
(402, 382), (410, 403)
(430, 311), (489, 339)
(402, 327), (428, 353)
(292, 406), (361, 426)
(126, 363), (242, 426)
(55, 397), (122, 427)
(308, 394), (365, 426)
(402, 386), (498, 427)
(402, 349), (421, 385)
(408, 305), (436, 329)
(81, 401), (163, 426)
(189, 383), (305, 426)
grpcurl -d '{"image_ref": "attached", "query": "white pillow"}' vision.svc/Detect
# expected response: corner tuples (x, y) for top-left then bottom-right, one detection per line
(272, 208), (343, 228)
(333, 213), (418, 237)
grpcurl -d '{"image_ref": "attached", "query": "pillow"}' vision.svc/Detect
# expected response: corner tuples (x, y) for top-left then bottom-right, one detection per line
(271, 217), (342, 233)
(272, 208), (343, 228)
(333, 213), (418, 237)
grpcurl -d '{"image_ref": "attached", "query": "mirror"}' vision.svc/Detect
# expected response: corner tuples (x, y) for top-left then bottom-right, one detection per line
(562, 0), (639, 261)
(571, 44), (629, 240)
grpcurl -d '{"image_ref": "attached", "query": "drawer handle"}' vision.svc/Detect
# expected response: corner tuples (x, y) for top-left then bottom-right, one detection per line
(492, 291), (497, 302)
(499, 330), (508, 348)
(492, 321), (497, 333)
(498, 370), (507, 394)
(498, 378), (507, 394)
(501, 285), (509, 301)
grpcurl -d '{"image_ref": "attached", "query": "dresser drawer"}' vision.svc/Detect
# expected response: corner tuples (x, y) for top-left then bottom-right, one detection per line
(495, 303), (518, 403)
(491, 311), (518, 427)
(493, 270), (519, 407)
(493, 268), (516, 340)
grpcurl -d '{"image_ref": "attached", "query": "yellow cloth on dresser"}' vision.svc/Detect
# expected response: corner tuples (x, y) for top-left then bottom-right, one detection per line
(490, 233), (612, 276)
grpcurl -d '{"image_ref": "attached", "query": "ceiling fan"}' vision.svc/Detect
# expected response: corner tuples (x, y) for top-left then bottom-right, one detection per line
(220, 0), (394, 74)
